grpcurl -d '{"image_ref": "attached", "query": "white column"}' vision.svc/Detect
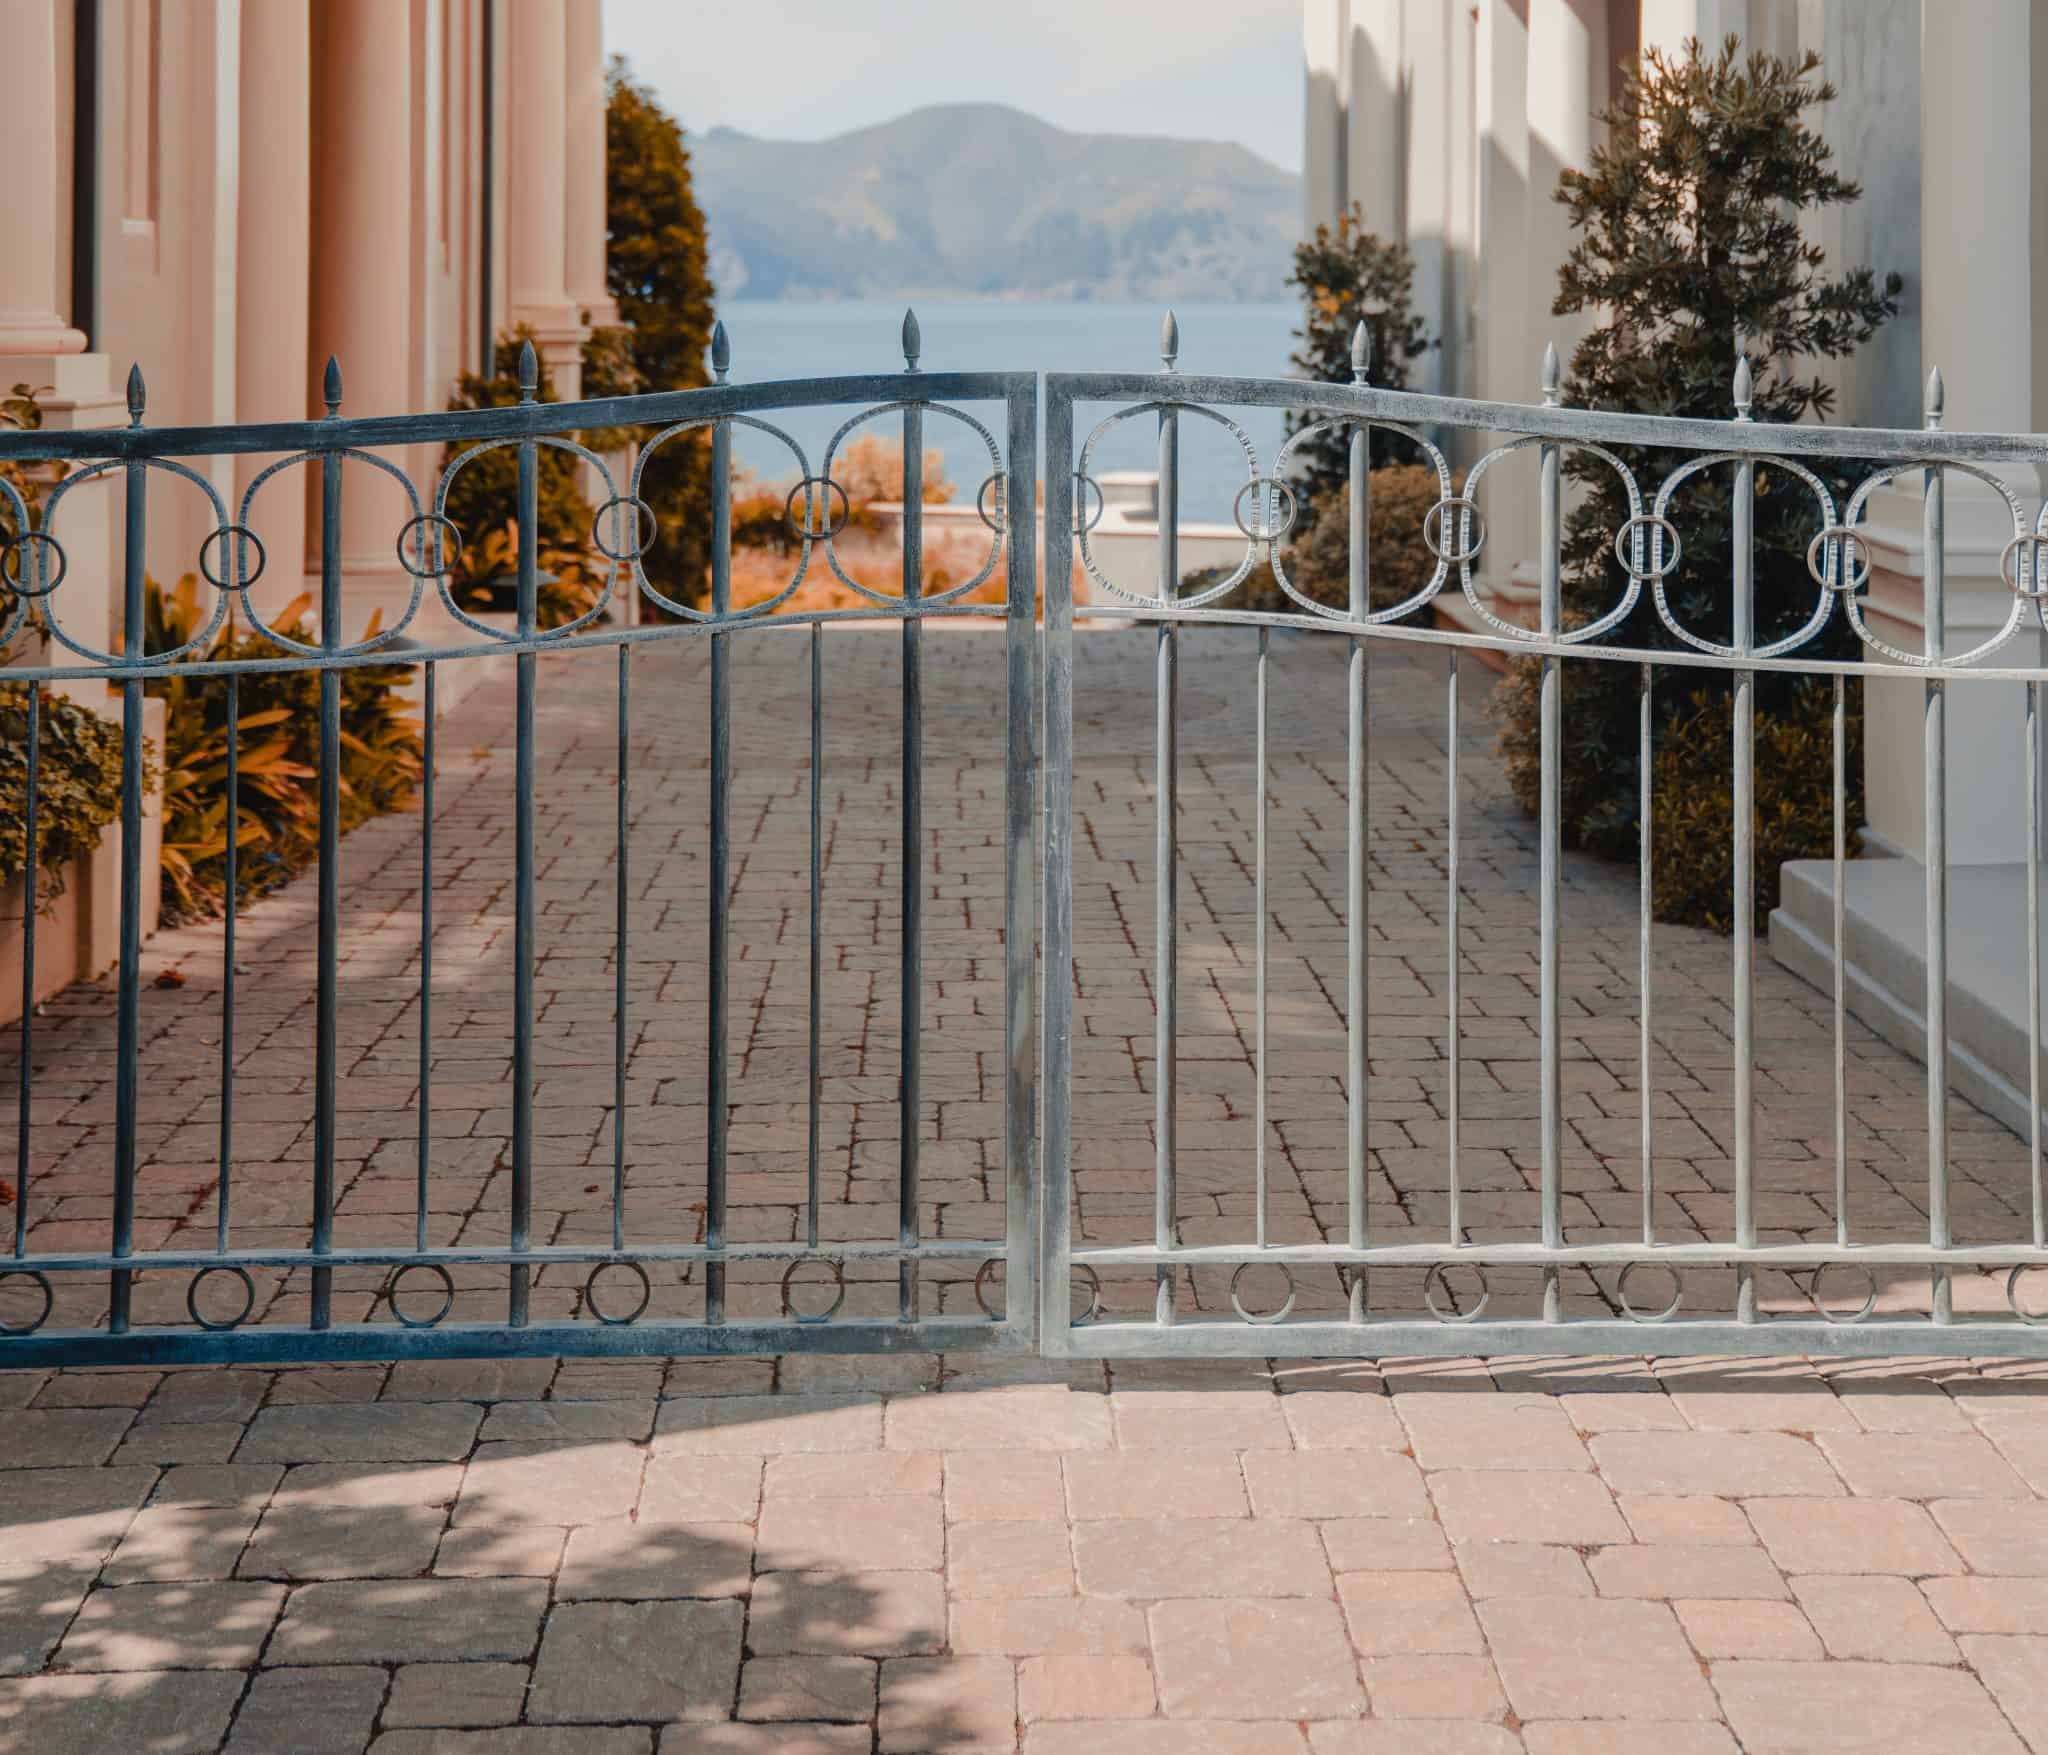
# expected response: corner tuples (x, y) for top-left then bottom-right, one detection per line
(0, 0), (88, 353)
(1401, 0), (1454, 399)
(564, 0), (615, 329)
(1345, 0), (1402, 233)
(507, 0), (587, 394)
(1859, 1), (2041, 865)
(1303, 0), (1349, 235)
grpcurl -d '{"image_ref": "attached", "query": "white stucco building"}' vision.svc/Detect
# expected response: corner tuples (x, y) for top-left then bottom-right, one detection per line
(1304, 0), (2048, 1129)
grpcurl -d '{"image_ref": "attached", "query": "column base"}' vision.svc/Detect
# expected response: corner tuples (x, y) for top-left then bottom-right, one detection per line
(1769, 854), (2045, 1140)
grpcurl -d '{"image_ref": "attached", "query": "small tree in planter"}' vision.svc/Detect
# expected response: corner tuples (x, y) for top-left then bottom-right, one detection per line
(1493, 37), (1902, 931)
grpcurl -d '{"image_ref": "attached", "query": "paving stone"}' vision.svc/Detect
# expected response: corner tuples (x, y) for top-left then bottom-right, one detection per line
(0, 1565), (95, 1679)
(477, 1400), (655, 1444)
(382, 1359), (556, 1403)
(1149, 1597), (1364, 1719)
(886, 1386), (1110, 1452)
(654, 1395), (880, 1455)
(105, 1501), (266, 1583)
(765, 1450), (939, 1500)
(1358, 1654), (1509, 1721)
(224, 1665), (387, 1753)
(435, 1524), (568, 1578)
(1922, 1576), (2048, 1634)
(384, 1662), (531, 1727)
(1064, 1449), (1248, 1520)
(947, 1452), (1066, 1521)
(638, 1454), (762, 1524)
(737, 1655), (876, 1723)
(240, 1402), (482, 1464)
(950, 1596), (1149, 1657)
(1397, 1391), (1593, 1471)
(1109, 1389), (1291, 1451)
(1478, 1596), (1717, 1721)
(556, 1519), (754, 1599)
(1673, 1597), (1823, 1660)
(1276, 1390), (1406, 1451)
(1959, 1634), (2048, 1752)
(34, 1372), (160, 1409)
(759, 1492), (942, 1571)
(0, 1670), (244, 1753)
(1242, 1448), (1428, 1518)
(879, 1655), (1017, 1753)
(454, 1441), (644, 1528)
(241, 1499), (446, 1579)
(1587, 1542), (1788, 1600)
(528, 1599), (743, 1725)
(1517, 1728), (1737, 1755)
(1617, 1493), (1757, 1547)
(949, 1516), (1074, 1597)
(1430, 1471), (1629, 1547)
(1714, 1659), (2026, 1753)
(664, 1727), (867, 1754)
(271, 1578), (547, 1664)
(1034, 1726), (1312, 1754)
(749, 1570), (946, 1657)
(1816, 1432), (2030, 1500)
(0, 1468), (156, 1567)
(1792, 1573), (1957, 1661)
(54, 1581), (285, 1671)
(109, 1421), (245, 1465)
(141, 1370), (271, 1425)
(1454, 1542), (1591, 1599)
(1931, 1499), (2048, 1575)
(1318, 1518), (1453, 1573)
(0, 1409), (134, 1469)
(1337, 1571), (1485, 1654)
(1590, 1431), (1843, 1497)
(1743, 1496), (1962, 1575)
(1019, 1653), (1154, 1721)
(1075, 1517), (1327, 1598)
(373, 1733), (651, 1754)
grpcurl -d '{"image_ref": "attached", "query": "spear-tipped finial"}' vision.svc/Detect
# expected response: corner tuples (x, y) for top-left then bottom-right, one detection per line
(125, 363), (146, 425)
(517, 340), (540, 402)
(1926, 365), (1945, 430)
(1350, 319), (1371, 384)
(322, 356), (343, 416)
(1160, 309), (1180, 370)
(901, 307), (921, 373)
(710, 319), (730, 383)
(1540, 340), (1561, 407)
(1732, 354), (1754, 420)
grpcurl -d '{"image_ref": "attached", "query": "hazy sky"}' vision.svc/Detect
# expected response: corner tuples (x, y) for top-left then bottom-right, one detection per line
(602, 0), (1305, 172)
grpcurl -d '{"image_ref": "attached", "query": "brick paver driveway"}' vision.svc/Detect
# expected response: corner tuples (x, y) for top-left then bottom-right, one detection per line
(3, 624), (2046, 1750)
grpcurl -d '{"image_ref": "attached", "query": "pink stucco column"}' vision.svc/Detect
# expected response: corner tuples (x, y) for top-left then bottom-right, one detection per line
(237, 0), (312, 613)
(509, 0), (589, 395)
(565, 0), (616, 330)
(309, 0), (416, 610)
(0, 0), (87, 354)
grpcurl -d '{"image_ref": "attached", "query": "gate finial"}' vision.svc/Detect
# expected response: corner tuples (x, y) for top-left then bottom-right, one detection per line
(710, 319), (730, 384)
(517, 340), (540, 403)
(1733, 354), (1753, 421)
(1541, 341), (1561, 408)
(126, 364), (146, 426)
(901, 308), (921, 373)
(1926, 366), (1945, 431)
(322, 356), (343, 417)
(1161, 310), (1179, 371)
(1350, 320), (1371, 384)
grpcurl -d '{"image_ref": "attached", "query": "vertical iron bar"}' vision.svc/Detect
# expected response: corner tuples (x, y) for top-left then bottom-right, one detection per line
(1040, 387), (1076, 1341)
(15, 689), (37, 1260)
(1923, 370), (1951, 1323)
(110, 371), (147, 1332)
(1537, 347), (1563, 1323)
(899, 323), (924, 1324)
(1834, 671), (1849, 1246)
(808, 619), (823, 1253)
(509, 349), (539, 1328)
(418, 661), (436, 1255)
(2031, 674), (2043, 1248)
(1347, 329), (1370, 1319)
(706, 322), (733, 1322)
(1732, 361), (1757, 1323)
(1447, 649), (1461, 1246)
(219, 671), (237, 1253)
(1155, 314), (1181, 1326)
(1254, 624), (1269, 1251)
(614, 644), (629, 1253)
(1003, 382), (1040, 1340)
(310, 360), (343, 1330)
(1639, 662), (1654, 1246)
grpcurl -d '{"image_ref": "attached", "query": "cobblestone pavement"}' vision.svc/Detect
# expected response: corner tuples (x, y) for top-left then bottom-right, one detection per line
(3, 624), (2046, 1748)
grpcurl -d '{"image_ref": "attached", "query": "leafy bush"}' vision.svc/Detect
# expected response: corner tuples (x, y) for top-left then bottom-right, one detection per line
(1245, 464), (1453, 618)
(0, 683), (127, 901)
(145, 576), (422, 924)
(1492, 37), (1900, 931)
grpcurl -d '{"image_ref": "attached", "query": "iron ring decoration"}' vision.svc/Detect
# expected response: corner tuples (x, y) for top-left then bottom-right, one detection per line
(1231, 477), (1298, 546)
(1616, 1261), (1684, 1323)
(1, 529), (68, 597)
(1072, 472), (1106, 536)
(780, 1256), (847, 1325)
(585, 1260), (652, 1326)
(0, 1268), (54, 1336)
(2006, 1263), (2048, 1326)
(395, 511), (465, 580)
(1228, 1261), (1298, 1325)
(2001, 533), (2048, 602)
(783, 477), (851, 543)
(1421, 496), (1487, 566)
(433, 435), (618, 641)
(820, 399), (1005, 607)
(975, 474), (1008, 534)
(1070, 1263), (1103, 1327)
(1422, 1261), (1491, 1323)
(1808, 1261), (1878, 1325)
(1269, 415), (1457, 624)
(1805, 524), (1872, 595)
(590, 495), (658, 564)
(631, 413), (814, 622)
(386, 1262), (456, 1329)
(973, 1256), (1006, 1321)
(187, 1262), (257, 1332)
(198, 523), (268, 593)
(1613, 513), (1682, 585)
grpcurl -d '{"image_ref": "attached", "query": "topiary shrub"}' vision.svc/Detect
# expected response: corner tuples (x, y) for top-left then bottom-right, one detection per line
(1491, 37), (1900, 932)
(0, 683), (127, 901)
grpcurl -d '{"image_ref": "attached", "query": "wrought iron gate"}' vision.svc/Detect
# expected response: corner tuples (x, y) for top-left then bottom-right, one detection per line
(6, 311), (2048, 1367)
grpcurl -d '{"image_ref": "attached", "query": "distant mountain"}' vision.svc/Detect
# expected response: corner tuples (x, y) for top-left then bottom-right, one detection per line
(691, 103), (1301, 303)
